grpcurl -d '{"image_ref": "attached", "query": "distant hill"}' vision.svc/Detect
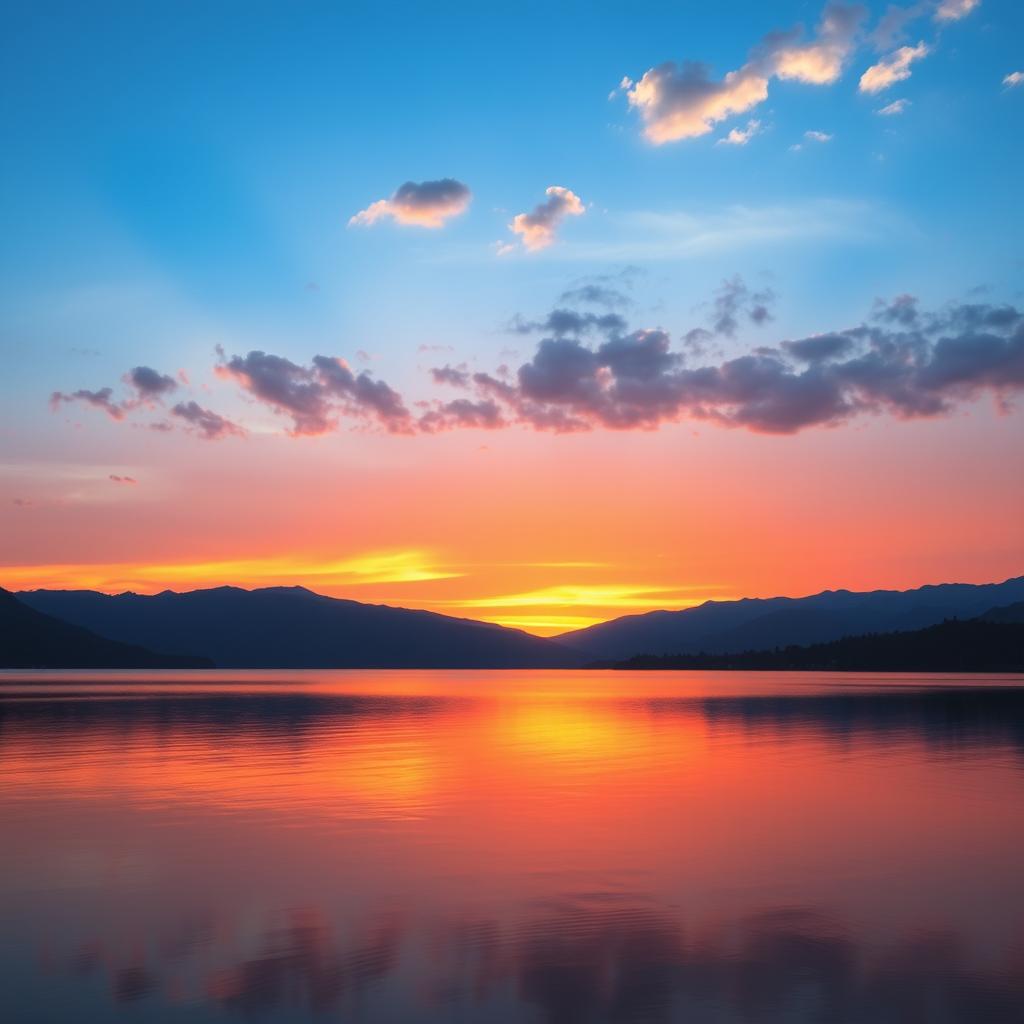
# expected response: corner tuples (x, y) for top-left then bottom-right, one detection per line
(0, 588), (213, 669)
(557, 576), (1024, 662)
(981, 601), (1024, 624)
(16, 586), (584, 669)
(594, 618), (1024, 673)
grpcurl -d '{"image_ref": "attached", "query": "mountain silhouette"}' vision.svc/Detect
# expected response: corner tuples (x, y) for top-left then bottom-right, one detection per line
(557, 576), (1024, 661)
(0, 588), (213, 668)
(980, 600), (1024, 624)
(16, 586), (584, 669)
(595, 617), (1024, 673)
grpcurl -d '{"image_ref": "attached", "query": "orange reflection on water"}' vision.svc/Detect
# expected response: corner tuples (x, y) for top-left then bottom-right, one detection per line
(2, 671), (1023, 1021)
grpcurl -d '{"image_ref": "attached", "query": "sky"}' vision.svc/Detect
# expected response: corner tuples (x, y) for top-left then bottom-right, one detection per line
(2, 0), (1022, 634)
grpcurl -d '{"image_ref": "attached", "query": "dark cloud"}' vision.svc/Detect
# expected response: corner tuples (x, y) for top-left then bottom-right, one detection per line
(711, 274), (777, 336)
(126, 365), (177, 398)
(108, 474), (138, 485)
(218, 350), (412, 435)
(52, 365), (180, 423)
(558, 283), (631, 308)
(50, 387), (126, 421)
(49, 293), (1023, 443)
(431, 296), (1024, 435)
(418, 398), (506, 432)
(430, 365), (471, 388)
(558, 267), (644, 310)
(873, 292), (919, 325)
(782, 333), (856, 362)
(171, 401), (245, 440)
(509, 309), (628, 337)
(681, 327), (716, 358)
(392, 178), (468, 209)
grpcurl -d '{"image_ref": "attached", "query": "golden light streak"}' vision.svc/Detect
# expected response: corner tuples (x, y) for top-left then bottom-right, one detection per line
(486, 614), (608, 632)
(0, 549), (459, 594)
(444, 583), (723, 610)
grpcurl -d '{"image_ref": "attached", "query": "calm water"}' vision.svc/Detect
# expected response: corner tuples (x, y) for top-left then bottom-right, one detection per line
(2, 671), (1023, 1023)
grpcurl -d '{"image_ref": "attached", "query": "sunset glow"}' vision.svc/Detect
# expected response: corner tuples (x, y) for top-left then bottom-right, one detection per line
(1, 0), (1021, 631)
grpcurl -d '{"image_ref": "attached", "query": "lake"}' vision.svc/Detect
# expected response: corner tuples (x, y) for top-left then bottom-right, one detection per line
(2, 670), (1023, 1023)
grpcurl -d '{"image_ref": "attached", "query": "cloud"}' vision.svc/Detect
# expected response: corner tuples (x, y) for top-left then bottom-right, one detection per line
(171, 401), (245, 440)
(717, 119), (763, 145)
(558, 268), (642, 308)
(108, 474), (138, 485)
(804, 129), (834, 142)
(558, 284), (632, 308)
(1004, 71), (1024, 88)
(710, 275), (777, 336)
(623, 3), (865, 143)
(217, 350), (412, 435)
(418, 398), (506, 432)
(509, 309), (628, 337)
(50, 387), (126, 421)
(425, 295), (1024, 435)
(627, 61), (771, 143)
(554, 199), (886, 262)
(934, 0), (980, 21)
(871, 3), (928, 49)
(430, 365), (471, 387)
(877, 98), (911, 114)
(349, 179), (471, 228)
(859, 41), (929, 93)
(781, 334), (856, 361)
(126, 365), (177, 398)
(770, 2), (867, 84)
(508, 187), (585, 251)
(49, 363), (241, 441)
(51, 364), (184, 424)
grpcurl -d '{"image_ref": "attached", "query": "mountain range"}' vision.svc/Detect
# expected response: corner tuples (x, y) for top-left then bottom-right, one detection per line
(597, 618), (1024, 673)
(555, 576), (1024, 661)
(0, 588), (212, 669)
(4, 575), (1023, 670)
(14, 585), (582, 668)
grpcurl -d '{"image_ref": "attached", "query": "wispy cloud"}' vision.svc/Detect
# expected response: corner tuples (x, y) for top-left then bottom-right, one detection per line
(859, 41), (929, 93)
(934, 0), (980, 22)
(1003, 71), (1023, 88)
(547, 199), (891, 262)
(876, 98), (911, 115)
(717, 119), (763, 146)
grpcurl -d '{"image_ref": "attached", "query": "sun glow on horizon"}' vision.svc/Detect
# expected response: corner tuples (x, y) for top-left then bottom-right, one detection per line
(0, 549), (459, 595)
(0, 553), (732, 636)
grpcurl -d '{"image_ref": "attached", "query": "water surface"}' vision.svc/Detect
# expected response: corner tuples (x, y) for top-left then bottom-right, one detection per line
(2, 670), (1023, 1022)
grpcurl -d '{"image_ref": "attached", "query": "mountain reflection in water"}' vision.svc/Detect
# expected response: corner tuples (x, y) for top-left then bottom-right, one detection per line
(2, 670), (1022, 1023)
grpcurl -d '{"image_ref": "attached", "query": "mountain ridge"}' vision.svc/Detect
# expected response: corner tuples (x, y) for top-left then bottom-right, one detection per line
(592, 613), (1024, 673)
(555, 575), (1024, 661)
(16, 585), (584, 669)
(0, 588), (213, 669)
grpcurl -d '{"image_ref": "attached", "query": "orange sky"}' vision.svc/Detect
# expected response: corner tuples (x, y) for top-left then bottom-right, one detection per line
(4, 401), (1021, 635)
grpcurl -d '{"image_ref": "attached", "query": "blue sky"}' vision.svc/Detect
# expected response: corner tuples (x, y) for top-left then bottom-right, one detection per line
(3, 1), (1021, 396)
